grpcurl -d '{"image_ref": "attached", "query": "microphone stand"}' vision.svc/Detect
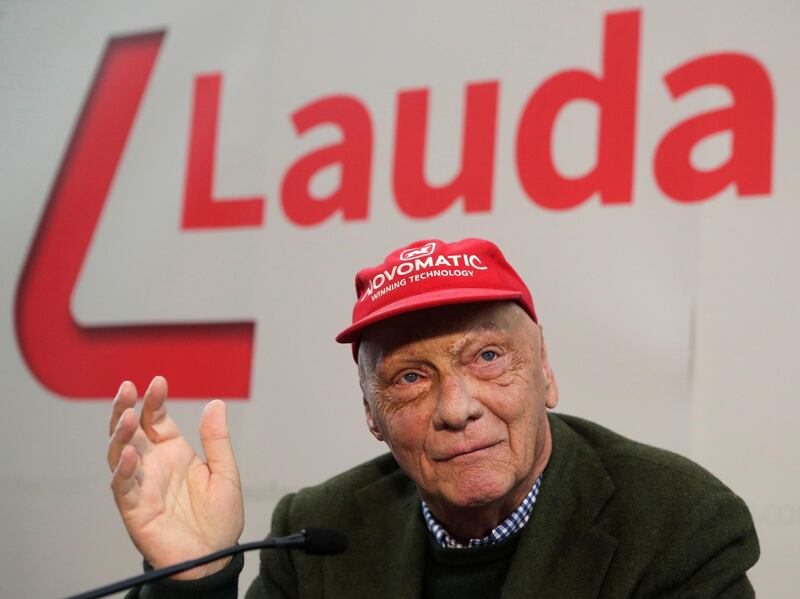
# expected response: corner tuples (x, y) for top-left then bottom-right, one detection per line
(64, 529), (344, 599)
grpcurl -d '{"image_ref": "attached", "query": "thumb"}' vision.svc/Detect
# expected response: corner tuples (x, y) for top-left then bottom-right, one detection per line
(199, 400), (240, 484)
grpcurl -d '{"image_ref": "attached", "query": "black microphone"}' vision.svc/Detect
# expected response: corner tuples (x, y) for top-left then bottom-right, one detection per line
(64, 528), (348, 599)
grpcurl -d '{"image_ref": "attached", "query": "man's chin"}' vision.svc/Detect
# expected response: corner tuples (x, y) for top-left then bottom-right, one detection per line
(439, 475), (516, 510)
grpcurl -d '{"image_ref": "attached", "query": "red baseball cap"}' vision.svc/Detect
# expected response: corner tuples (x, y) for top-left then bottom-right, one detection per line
(335, 238), (537, 347)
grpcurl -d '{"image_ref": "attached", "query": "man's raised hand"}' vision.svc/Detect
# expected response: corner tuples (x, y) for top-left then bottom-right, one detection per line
(107, 376), (244, 580)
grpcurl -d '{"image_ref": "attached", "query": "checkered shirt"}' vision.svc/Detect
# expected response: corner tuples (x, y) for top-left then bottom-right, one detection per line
(420, 475), (543, 549)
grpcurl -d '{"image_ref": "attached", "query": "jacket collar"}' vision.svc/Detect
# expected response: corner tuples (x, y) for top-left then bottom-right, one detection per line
(324, 413), (617, 598)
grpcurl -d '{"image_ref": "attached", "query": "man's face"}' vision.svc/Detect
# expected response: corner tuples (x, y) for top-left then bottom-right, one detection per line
(359, 301), (558, 524)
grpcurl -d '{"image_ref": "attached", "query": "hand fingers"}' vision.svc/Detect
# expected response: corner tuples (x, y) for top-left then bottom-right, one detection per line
(200, 400), (240, 486)
(140, 376), (181, 444)
(109, 381), (138, 437)
(111, 444), (142, 512)
(107, 408), (151, 471)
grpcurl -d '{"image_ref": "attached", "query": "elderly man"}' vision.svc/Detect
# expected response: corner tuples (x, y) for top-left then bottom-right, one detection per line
(108, 238), (759, 598)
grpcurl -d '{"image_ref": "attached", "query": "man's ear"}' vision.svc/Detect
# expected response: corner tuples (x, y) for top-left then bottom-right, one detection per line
(363, 397), (383, 441)
(540, 333), (559, 409)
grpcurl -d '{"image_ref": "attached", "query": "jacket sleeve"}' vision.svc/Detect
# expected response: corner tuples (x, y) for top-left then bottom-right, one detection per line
(634, 491), (760, 598)
(123, 552), (244, 599)
(245, 493), (300, 599)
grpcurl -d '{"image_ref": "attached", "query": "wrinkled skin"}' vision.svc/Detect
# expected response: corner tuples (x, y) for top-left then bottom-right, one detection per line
(359, 301), (559, 543)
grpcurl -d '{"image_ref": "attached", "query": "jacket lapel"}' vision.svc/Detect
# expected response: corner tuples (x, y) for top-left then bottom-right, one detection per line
(502, 414), (618, 598)
(324, 465), (426, 599)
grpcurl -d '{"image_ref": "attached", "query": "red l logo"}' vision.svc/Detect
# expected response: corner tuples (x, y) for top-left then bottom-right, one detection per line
(14, 32), (255, 399)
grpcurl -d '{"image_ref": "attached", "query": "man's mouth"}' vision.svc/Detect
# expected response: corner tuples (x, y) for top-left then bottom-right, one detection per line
(434, 440), (502, 461)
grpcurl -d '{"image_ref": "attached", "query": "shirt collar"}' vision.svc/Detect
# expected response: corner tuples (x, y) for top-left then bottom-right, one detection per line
(420, 475), (542, 549)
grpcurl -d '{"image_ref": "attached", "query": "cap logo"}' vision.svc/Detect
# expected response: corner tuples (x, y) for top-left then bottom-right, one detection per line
(358, 245), (489, 303)
(399, 242), (436, 261)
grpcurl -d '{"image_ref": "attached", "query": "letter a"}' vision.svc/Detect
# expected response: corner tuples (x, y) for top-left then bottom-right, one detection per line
(654, 53), (774, 202)
(281, 96), (372, 225)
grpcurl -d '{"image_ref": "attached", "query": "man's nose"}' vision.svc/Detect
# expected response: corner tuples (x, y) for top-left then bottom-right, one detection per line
(432, 374), (483, 430)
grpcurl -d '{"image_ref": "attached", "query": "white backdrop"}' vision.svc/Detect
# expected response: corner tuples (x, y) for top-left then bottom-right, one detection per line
(1, 1), (797, 596)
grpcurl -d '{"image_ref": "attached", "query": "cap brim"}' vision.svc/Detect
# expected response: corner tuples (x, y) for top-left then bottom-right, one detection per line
(335, 287), (524, 343)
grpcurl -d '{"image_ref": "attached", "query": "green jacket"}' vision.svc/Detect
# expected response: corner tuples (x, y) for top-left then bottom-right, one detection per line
(134, 413), (759, 598)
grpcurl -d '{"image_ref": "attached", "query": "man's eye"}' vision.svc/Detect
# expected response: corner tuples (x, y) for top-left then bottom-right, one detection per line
(480, 350), (498, 362)
(401, 372), (419, 384)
